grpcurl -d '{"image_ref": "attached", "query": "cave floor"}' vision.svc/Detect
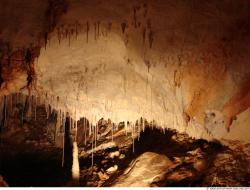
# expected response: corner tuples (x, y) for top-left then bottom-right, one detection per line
(0, 120), (250, 187)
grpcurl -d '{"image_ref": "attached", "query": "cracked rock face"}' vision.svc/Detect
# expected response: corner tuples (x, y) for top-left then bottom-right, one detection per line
(0, 0), (250, 142)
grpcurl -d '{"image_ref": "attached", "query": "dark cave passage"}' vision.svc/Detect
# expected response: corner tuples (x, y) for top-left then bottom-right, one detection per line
(0, 114), (74, 187)
(0, 144), (66, 187)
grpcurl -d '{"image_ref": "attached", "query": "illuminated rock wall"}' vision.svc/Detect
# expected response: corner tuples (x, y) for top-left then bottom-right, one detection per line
(0, 0), (250, 141)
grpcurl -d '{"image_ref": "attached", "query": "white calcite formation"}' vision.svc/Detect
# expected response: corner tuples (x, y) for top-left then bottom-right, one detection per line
(0, 0), (250, 142)
(72, 141), (80, 181)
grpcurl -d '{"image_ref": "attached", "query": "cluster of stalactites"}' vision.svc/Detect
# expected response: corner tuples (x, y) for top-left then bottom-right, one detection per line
(0, 92), (171, 138)
(0, 93), (38, 128)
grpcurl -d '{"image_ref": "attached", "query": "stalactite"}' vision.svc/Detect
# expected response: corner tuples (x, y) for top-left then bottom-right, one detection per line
(45, 96), (48, 119)
(94, 22), (97, 40)
(50, 101), (53, 115)
(4, 95), (7, 127)
(151, 86), (153, 124)
(68, 30), (71, 47)
(44, 32), (48, 49)
(88, 121), (91, 137)
(111, 122), (113, 142)
(0, 96), (3, 127)
(143, 27), (146, 44)
(75, 120), (78, 142)
(125, 121), (127, 136)
(108, 22), (112, 32)
(59, 109), (62, 130)
(57, 27), (61, 44)
(132, 123), (135, 153)
(121, 22), (127, 34)
(84, 118), (87, 145)
(97, 121), (99, 140)
(14, 93), (17, 108)
(65, 28), (69, 39)
(143, 3), (148, 17)
(21, 94), (24, 126)
(143, 118), (145, 132)
(94, 124), (97, 150)
(75, 22), (78, 40)
(9, 94), (12, 117)
(148, 30), (154, 48)
(54, 110), (58, 143)
(133, 7), (137, 28)
(26, 95), (32, 120)
(97, 21), (100, 37)
(34, 96), (37, 121)
(137, 123), (140, 141)
(62, 116), (65, 168)
(69, 117), (71, 131)
(86, 21), (89, 43)
(91, 124), (94, 166)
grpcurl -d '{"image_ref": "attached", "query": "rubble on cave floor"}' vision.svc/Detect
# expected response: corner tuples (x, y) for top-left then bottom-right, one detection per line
(77, 125), (250, 187)
(0, 102), (249, 187)
(202, 140), (250, 187)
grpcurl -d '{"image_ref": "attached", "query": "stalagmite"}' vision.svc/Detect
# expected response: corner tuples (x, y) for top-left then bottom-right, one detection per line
(72, 141), (80, 181)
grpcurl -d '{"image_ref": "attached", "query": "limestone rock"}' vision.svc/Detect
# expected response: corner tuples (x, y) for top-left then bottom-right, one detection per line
(119, 154), (125, 159)
(106, 165), (118, 174)
(113, 152), (174, 187)
(166, 168), (194, 182)
(108, 151), (120, 159)
(97, 171), (109, 181)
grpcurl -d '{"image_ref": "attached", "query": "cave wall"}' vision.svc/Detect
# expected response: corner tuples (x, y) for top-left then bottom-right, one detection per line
(0, 0), (250, 141)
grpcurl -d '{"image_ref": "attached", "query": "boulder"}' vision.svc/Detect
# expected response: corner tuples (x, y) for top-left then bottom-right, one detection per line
(108, 151), (120, 159)
(113, 152), (174, 187)
(106, 165), (118, 174)
(98, 171), (109, 180)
